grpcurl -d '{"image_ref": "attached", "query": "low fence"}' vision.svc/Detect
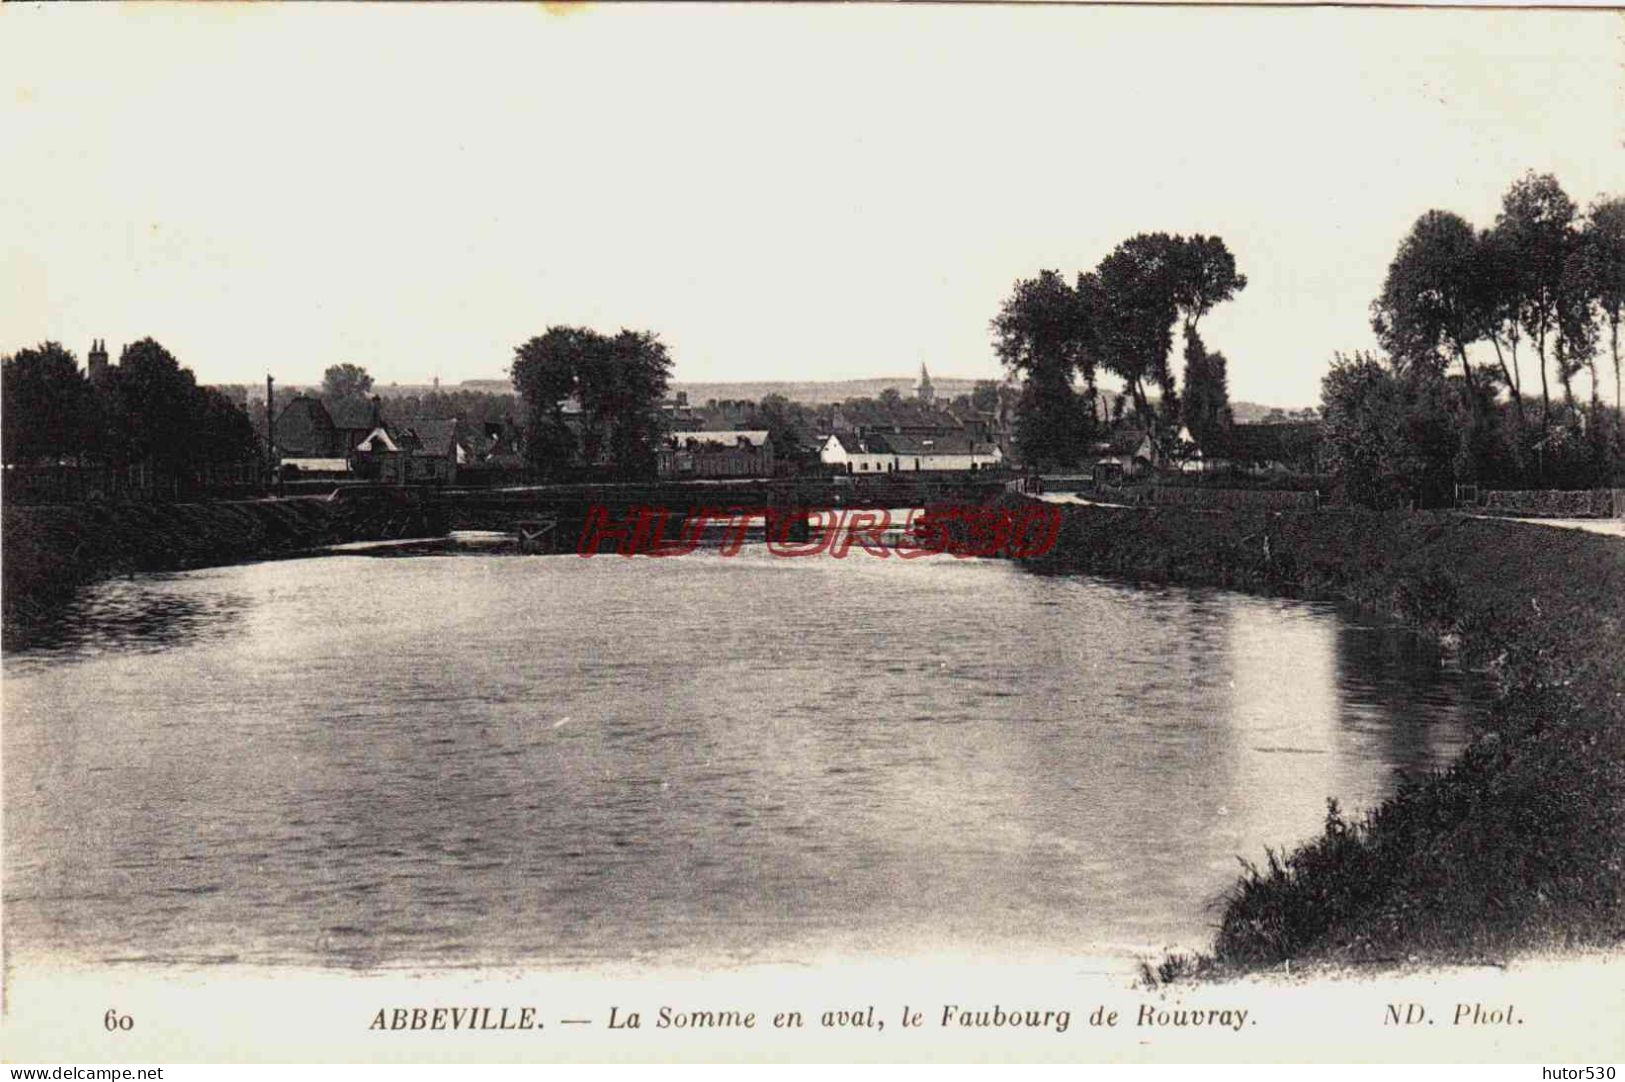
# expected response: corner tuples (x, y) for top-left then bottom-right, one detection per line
(1125, 486), (1321, 511)
(1481, 488), (1625, 519)
(2, 462), (267, 505)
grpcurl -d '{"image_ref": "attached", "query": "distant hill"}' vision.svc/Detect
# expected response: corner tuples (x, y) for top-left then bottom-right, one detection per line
(366, 376), (1004, 405)
(365, 377), (1307, 419)
(664, 381), (1308, 421)
(668, 377), (1001, 406)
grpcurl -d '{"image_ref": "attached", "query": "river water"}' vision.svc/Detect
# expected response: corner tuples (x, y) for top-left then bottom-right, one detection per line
(3, 540), (1482, 969)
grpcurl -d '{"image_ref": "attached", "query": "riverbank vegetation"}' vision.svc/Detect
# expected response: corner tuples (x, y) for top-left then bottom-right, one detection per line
(992, 233), (1248, 471)
(1004, 496), (1624, 976)
(0, 495), (439, 649)
(2, 338), (260, 477)
(509, 326), (674, 481)
(994, 173), (1624, 502)
(1323, 175), (1624, 506)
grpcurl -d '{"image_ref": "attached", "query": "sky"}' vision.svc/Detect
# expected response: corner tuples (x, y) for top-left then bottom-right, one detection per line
(2, 4), (1622, 408)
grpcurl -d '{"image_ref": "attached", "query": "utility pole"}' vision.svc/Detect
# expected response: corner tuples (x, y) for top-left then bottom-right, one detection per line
(266, 374), (276, 471)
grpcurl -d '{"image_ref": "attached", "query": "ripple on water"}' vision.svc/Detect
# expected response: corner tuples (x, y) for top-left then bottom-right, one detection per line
(3, 550), (1484, 967)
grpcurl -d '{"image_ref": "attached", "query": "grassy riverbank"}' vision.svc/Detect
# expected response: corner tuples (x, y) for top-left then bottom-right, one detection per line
(1006, 498), (1625, 973)
(1, 495), (439, 648)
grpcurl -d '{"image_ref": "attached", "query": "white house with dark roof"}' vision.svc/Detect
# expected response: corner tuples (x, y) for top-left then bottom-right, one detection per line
(819, 433), (897, 474)
(870, 431), (1002, 472)
(820, 431), (1002, 473)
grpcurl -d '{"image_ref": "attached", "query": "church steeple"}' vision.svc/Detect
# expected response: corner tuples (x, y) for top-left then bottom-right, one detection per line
(915, 362), (935, 405)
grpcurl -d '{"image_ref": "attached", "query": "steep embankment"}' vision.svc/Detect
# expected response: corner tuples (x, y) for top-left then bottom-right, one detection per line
(1004, 498), (1625, 969)
(1, 495), (441, 648)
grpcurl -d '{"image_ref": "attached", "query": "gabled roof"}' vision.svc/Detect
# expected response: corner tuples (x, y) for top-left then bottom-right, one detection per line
(355, 426), (399, 453)
(329, 397), (380, 430)
(823, 433), (891, 455)
(1096, 428), (1150, 456)
(834, 400), (967, 433)
(868, 431), (993, 456)
(275, 395), (335, 430)
(398, 419), (462, 456)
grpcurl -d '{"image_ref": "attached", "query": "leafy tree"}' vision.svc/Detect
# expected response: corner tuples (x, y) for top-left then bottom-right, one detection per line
(1370, 210), (1500, 479)
(509, 326), (672, 479)
(511, 327), (600, 478)
(993, 270), (1090, 377)
(321, 363), (374, 401)
(1011, 373), (1092, 471)
(1180, 328), (1233, 454)
(1579, 196), (1625, 428)
(877, 387), (904, 408)
(992, 269), (1094, 468)
(1, 341), (95, 464)
(1494, 172), (1579, 436)
(1086, 239), (1179, 425)
(1171, 234), (1249, 336)
(1476, 225), (1531, 435)
(1556, 244), (1601, 411)
(594, 330), (673, 477)
(1086, 233), (1247, 454)
(1320, 351), (1457, 508)
(746, 392), (806, 460)
(1372, 210), (1485, 390)
(970, 380), (1001, 413)
(195, 385), (261, 464)
(105, 338), (207, 470)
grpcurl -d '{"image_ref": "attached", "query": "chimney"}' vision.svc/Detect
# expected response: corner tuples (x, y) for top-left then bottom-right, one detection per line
(87, 339), (109, 382)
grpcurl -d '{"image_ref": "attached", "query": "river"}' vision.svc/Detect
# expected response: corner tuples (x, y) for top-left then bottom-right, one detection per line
(2, 538), (1483, 969)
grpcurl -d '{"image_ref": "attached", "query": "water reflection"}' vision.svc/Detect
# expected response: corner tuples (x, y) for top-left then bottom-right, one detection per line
(7, 574), (250, 667)
(2, 548), (1483, 969)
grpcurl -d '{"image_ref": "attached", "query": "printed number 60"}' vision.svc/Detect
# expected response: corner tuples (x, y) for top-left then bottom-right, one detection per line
(104, 1009), (134, 1031)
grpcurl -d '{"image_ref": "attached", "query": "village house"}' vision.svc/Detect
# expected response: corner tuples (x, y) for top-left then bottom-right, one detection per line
(819, 430), (1002, 473)
(270, 394), (392, 477)
(657, 430), (775, 479)
(816, 374), (1006, 474)
(272, 395), (340, 459)
(375, 419), (467, 484)
(272, 395), (349, 475)
(330, 397), (386, 453)
(1091, 428), (1153, 482)
(1091, 424), (1204, 481)
(467, 420), (527, 472)
(871, 430), (1003, 471)
(819, 433), (898, 474)
(318, 407), (483, 487)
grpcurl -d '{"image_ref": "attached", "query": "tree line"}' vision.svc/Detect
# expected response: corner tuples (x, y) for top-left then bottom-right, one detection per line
(992, 233), (1248, 470)
(510, 326), (674, 479)
(1, 339), (258, 472)
(1327, 172), (1623, 506)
